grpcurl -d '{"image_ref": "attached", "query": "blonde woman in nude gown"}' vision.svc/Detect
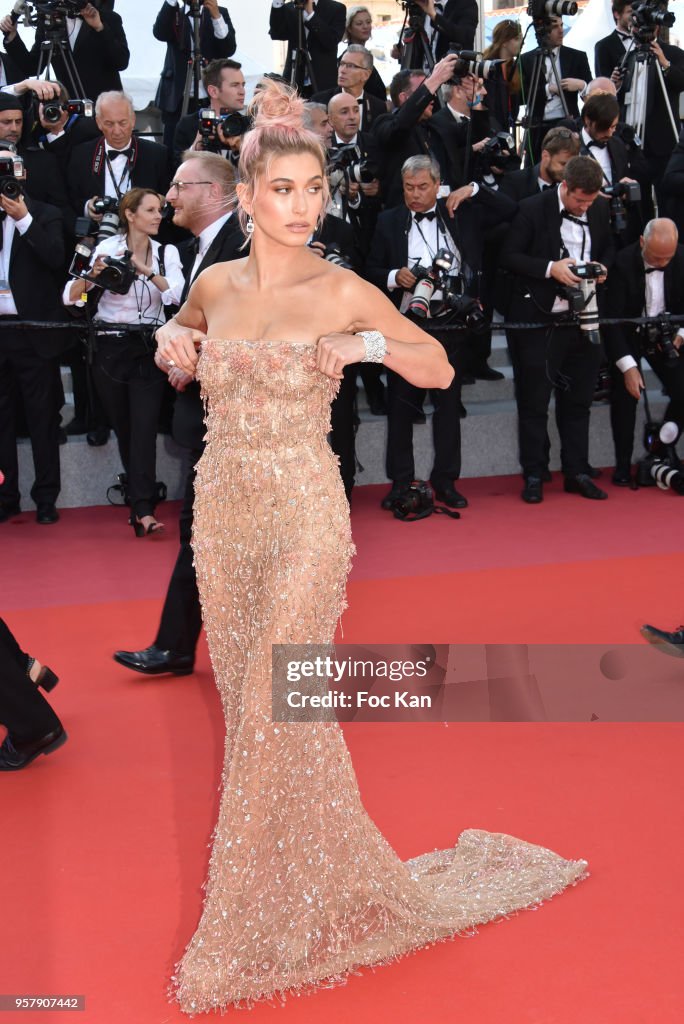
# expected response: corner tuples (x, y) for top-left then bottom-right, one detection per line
(155, 83), (588, 1014)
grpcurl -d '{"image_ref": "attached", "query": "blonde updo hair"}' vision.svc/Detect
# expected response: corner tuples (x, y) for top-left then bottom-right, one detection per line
(237, 80), (329, 235)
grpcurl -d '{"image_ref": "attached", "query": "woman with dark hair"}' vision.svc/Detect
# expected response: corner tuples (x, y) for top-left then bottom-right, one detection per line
(341, 4), (387, 101)
(63, 187), (184, 536)
(155, 81), (587, 1013)
(483, 19), (523, 131)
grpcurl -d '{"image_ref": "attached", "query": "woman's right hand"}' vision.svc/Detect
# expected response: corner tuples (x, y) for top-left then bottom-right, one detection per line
(89, 255), (107, 279)
(154, 320), (205, 376)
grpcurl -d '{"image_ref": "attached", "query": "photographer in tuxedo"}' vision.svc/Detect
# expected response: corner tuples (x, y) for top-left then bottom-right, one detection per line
(500, 157), (615, 504)
(394, 0), (478, 71)
(365, 154), (516, 511)
(603, 218), (684, 486)
(0, 149), (68, 526)
(428, 73), (492, 191)
(312, 45), (386, 131)
(594, 0), (635, 80)
(500, 125), (580, 202)
(269, 0), (346, 96)
(153, 0), (237, 152)
(0, 88), (69, 213)
(173, 58), (245, 166)
(520, 16), (591, 164)
(67, 90), (169, 224)
(1, 0), (129, 104)
(327, 91), (381, 258)
(113, 151), (244, 677)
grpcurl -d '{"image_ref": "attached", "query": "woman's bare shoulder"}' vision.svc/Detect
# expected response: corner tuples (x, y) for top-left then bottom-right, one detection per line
(194, 257), (248, 290)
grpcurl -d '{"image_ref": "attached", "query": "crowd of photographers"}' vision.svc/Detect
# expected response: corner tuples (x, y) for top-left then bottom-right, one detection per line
(3, 0), (684, 530)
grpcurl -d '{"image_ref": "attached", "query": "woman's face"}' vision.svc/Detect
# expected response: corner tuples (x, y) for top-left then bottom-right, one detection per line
(349, 10), (372, 44)
(127, 194), (163, 236)
(501, 32), (521, 58)
(247, 152), (325, 248)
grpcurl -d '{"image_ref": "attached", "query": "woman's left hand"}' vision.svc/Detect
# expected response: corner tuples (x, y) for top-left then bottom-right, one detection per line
(316, 332), (366, 380)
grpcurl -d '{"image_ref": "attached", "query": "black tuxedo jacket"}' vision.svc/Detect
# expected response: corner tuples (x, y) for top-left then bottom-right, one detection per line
(363, 65), (387, 103)
(402, 0), (478, 63)
(66, 135), (170, 220)
(365, 189), (516, 305)
(311, 86), (386, 131)
(0, 50), (22, 86)
(520, 46), (592, 122)
(15, 145), (69, 222)
(427, 105), (491, 190)
(3, 196), (69, 357)
(603, 242), (684, 363)
(173, 214), (246, 450)
(594, 30), (631, 80)
(5, 9), (129, 102)
(153, 3), (236, 114)
(269, 0), (346, 93)
(372, 83), (439, 207)
(499, 162), (552, 203)
(661, 126), (684, 231)
(32, 114), (101, 174)
(618, 42), (684, 157)
(499, 187), (615, 322)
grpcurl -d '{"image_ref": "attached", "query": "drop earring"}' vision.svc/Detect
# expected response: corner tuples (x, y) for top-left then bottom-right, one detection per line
(246, 215), (254, 235)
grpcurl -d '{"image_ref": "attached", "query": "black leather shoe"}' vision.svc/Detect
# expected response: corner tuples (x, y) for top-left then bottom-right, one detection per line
(65, 418), (87, 436)
(641, 624), (684, 657)
(113, 645), (195, 676)
(0, 726), (67, 771)
(0, 502), (21, 523)
(612, 468), (632, 487)
(36, 502), (59, 524)
(472, 365), (505, 381)
(381, 483), (407, 511)
(86, 427), (110, 447)
(564, 473), (608, 499)
(433, 485), (468, 508)
(541, 469), (552, 483)
(586, 464), (602, 480)
(522, 477), (543, 503)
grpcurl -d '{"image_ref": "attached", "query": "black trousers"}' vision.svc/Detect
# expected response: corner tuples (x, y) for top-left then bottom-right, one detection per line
(385, 323), (465, 487)
(0, 326), (61, 507)
(62, 338), (109, 431)
(508, 324), (602, 478)
(329, 363), (357, 500)
(610, 350), (684, 469)
(91, 333), (167, 518)
(154, 446), (204, 658)
(0, 618), (61, 743)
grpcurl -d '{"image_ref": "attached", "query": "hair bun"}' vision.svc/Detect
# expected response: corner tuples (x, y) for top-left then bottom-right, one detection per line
(248, 80), (306, 133)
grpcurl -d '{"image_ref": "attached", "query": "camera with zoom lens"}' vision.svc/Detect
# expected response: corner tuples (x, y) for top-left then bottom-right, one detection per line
(91, 195), (121, 241)
(391, 480), (434, 518)
(476, 130), (516, 180)
(408, 248), (456, 318)
(447, 47), (506, 84)
(637, 419), (684, 492)
(198, 108), (251, 152)
(631, 0), (675, 45)
(34, 0), (92, 16)
(559, 260), (603, 345)
(0, 155), (24, 200)
(526, 0), (578, 47)
(602, 180), (641, 234)
(641, 313), (681, 367)
(322, 243), (354, 271)
(443, 292), (489, 333)
(42, 98), (94, 124)
(68, 242), (137, 296)
(397, 0), (428, 32)
(328, 142), (379, 187)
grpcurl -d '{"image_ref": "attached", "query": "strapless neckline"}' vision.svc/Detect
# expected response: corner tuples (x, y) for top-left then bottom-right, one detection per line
(203, 338), (318, 348)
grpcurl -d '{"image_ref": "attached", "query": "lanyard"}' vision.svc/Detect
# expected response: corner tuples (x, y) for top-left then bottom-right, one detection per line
(105, 153), (130, 200)
(413, 215), (461, 275)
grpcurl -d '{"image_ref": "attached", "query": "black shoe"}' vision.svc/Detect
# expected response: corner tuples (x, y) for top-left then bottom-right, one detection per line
(86, 428), (110, 447)
(641, 624), (684, 657)
(433, 485), (468, 509)
(612, 467), (632, 487)
(541, 469), (553, 483)
(564, 473), (608, 500)
(0, 502), (21, 523)
(36, 502), (59, 524)
(472, 365), (505, 381)
(0, 726), (67, 771)
(586, 464), (602, 480)
(522, 476), (543, 503)
(381, 483), (407, 511)
(113, 645), (195, 676)
(65, 418), (87, 436)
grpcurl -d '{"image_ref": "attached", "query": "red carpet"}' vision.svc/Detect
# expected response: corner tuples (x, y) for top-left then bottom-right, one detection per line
(2, 474), (684, 1024)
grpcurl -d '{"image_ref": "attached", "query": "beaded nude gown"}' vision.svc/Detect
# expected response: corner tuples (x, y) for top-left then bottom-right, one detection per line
(171, 338), (588, 1014)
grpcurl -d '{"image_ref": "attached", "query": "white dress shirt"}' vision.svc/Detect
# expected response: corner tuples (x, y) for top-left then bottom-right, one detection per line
(616, 259), (684, 373)
(0, 211), (33, 316)
(82, 144), (133, 216)
(62, 233), (185, 324)
(190, 212), (232, 283)
(388, 204), (462, 314)
(582, 128), (612, 185)
(547, 189), (592, 312)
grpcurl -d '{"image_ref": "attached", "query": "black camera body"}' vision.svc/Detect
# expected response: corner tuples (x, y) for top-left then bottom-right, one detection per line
(391, 480), (434, 517)
(328, 142), (379, 187)
(641, 313), (680, 367)
(559, 261), (603, 344)
(602, 180), (641, 233)
(408, 248), (456, 318)
(447, 46), (506, 84)
(42, 98), (94, 124)
(0, 155), (24, 200)
(34, 0), (92, 17)
(631, 0), (675, 45)
(397, 0), (427, 32)
(198, 108), (251, 152)
(526, 0), (578, 47)
(69, 241), (137, 297)
(322, 243), (354, 271)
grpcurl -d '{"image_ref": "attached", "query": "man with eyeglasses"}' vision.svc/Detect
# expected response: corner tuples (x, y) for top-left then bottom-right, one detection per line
(67, 90), (169, 229)
(312, 45), (386, 131)
(113, 150), (245, 680)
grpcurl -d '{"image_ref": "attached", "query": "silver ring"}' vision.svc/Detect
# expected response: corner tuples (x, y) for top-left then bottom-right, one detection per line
(167, 359), (176, 367)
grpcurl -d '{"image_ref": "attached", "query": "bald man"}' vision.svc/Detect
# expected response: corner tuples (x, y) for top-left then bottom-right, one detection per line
(603, 217), (684, 484)
(326, 90), (382, 255)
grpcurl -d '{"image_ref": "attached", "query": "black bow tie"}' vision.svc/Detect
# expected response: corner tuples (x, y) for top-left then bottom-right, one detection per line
(191, 235), (201, 256)
(617, 31), (631, 40)
(561, 210), (588, 226)
(645, 266), (663, 273)
(108, 147), (132, 159)
(588, 139), (607, 150)
(414, 210), (437, 222)
(540, 182), (553, 190)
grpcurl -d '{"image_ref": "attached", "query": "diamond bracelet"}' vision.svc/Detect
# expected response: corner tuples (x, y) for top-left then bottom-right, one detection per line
(357, 330), (387, 364)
